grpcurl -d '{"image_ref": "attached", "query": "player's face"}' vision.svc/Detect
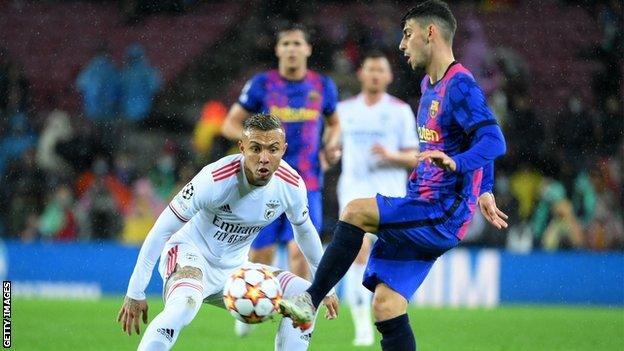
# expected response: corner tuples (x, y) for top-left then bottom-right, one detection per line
(399, 19), (430, 70)
(358, 57), (393, 94)
(239, 128), (287, 186)
(275, 30), (311, 71)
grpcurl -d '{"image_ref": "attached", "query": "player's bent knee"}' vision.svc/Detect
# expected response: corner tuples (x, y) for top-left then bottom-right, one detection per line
(372, 286), (407, 321)
(171, 265), (203, 281)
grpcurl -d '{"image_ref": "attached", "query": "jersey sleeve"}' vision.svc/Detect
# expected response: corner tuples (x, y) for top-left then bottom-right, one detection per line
(238, 73), (266, 113)
(168, 167), (215, 222)
(322, 76), (339, 117)
(399, 105), (419, 149)
(285, 177), (310, 226)
(448, 75), (498, 134)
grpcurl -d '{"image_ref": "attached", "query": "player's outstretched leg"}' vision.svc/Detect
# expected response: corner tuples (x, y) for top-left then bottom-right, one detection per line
(373, 284), (415, 351)
(274, 271), (317, 351)
(138, 268), (204, 351)
(280, 198), (377, 328)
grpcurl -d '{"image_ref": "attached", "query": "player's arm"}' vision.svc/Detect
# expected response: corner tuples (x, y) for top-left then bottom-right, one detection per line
(119, 167), (214, 334)
(372, 145), (418, 169)
(117, 207), (186, 335)
(372, 104), (419, 168)
(321, 76), (342, 165)
(322, 111), (342, 165)
(477, 162), (508, 229)
(221, 103), (251, 141)
(287, 179), (338, 318)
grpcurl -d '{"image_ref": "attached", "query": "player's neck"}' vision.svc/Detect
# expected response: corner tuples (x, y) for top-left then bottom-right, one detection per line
(426, 49), (455, 84)
(279, 65), (307, 81)
(362, 91), (385, 106)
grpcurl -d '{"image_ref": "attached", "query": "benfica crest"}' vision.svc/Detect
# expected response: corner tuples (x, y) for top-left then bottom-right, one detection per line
(429, 100), (440, 118)
(264, 200), (280, 220)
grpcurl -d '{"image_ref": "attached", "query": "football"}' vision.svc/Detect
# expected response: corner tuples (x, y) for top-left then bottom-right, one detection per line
(223, 266), (283, 324)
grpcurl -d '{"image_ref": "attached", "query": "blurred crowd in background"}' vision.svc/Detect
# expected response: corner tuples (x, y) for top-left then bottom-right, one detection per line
(0, 0), (622, 252)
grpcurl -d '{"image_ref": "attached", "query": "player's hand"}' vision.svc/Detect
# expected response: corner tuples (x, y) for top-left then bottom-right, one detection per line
(323, 142), (342, 166)
(418, 150), (456, 172)
(117, 296), (148, 336)
(371, 143), (388, 158)
(322, 293), (339, 320)
(478, 192), (508, 230)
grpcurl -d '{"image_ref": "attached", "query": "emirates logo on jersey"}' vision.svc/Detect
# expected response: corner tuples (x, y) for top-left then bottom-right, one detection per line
(429, 100), (440, 118)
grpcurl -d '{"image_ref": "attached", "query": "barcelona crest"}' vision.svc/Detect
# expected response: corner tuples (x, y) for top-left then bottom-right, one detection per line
(429, 100), (439, 118)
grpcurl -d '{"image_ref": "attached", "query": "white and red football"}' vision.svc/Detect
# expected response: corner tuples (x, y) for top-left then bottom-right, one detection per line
(223, 266), (282, 324)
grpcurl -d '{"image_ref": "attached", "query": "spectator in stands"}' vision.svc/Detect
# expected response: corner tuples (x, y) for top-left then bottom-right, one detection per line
(585, 159), (624, 250)
(531, 161), (584, 251)
(554, 91), (593, 167)
(0, 112), (37, 177)
(4, 61), (30, 115)
(75, 157), (131, 240)
(192, 100), (233, 163)
(56, 120), (105, 175)
(148, 143), (177, 202)
(113, 152), (138, 187)
(76, 43), (120, 153)
(2, 148), (45, 240)
(119, 43), (161, 125)
(121, 178), (163, 244)
(39, 184), (78, 242)
(36, 108), (74, 181)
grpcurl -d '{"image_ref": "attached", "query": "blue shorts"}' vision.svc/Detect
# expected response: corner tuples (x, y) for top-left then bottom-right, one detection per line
(363, 194), (472, 300)
(251, 190), (322, 249)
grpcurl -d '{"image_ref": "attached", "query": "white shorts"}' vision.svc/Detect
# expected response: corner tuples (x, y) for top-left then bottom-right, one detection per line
(158, 239), (281, 300)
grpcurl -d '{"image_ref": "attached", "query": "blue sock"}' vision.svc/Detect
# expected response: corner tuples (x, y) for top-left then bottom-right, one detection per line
(375, 314), (416, 351)
(307, 220), (365, 307)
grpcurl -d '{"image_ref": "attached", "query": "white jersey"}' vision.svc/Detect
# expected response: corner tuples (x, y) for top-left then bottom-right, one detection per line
(168, 154), (309, 270)
(337, 93), (418, 210)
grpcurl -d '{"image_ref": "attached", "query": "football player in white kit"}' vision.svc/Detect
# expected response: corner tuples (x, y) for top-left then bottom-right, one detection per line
(117, 113), (338, 351)
(336, 51), (418, 346)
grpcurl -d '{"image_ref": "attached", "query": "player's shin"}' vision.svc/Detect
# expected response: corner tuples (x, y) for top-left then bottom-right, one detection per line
(375, 314), (416, 351)
(307, 221), (365, 307)
(275, 271), (315, 351)
(138, 279), (204, 351)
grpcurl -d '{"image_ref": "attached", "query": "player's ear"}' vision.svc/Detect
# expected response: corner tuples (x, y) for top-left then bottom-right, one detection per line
(356, 67), (364, 83)
(282, 142), (288, 155)
(238, 140), (244, 153)
(305, 43), (312, 58)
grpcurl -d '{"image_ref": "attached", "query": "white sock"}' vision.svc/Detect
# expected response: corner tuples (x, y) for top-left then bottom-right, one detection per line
(274, 271), (315, 351)
(346, 264), (373, 339)
(138, 279), (204, 351)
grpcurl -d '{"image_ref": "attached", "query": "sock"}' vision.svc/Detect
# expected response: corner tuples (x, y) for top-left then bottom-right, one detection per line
(138, 279), (204, 351)
(307, 221), (365, 307)
(275, 271), (315, 351)
(346, 263), (373, 340)
(375, 314), (416, 351)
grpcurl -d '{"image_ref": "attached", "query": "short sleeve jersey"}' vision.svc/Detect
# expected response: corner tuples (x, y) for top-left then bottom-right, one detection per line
(337, 93), (418, 202)
(238, 70), (338, 191)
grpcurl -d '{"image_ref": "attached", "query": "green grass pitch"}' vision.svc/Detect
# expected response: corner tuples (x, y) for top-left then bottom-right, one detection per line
(12, 297), (624, 350)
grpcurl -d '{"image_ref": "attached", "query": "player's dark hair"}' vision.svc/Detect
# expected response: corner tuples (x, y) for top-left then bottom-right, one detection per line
(276, 22), (311, 44)
(402, 0), (457, 43)
(243, 113), (283, 133)
(361, 49), (388, 62)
